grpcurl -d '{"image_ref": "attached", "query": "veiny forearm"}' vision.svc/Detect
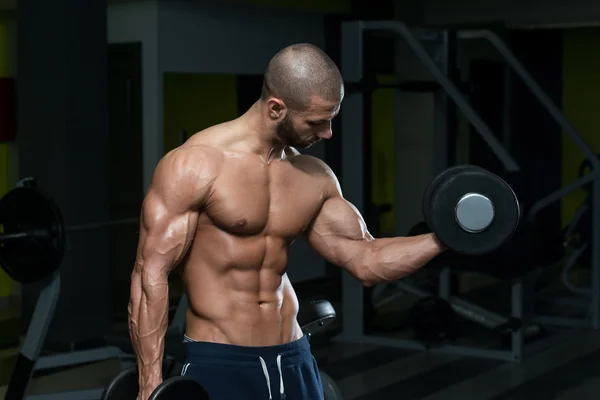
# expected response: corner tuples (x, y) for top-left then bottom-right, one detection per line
(128, 265), (170, 395)
(361, 233), (446, 286)
(128, 272), (144, 372)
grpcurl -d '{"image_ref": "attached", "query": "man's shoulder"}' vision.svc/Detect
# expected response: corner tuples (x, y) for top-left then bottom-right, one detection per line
(148, 143), (221, 208)
(286, 150), (340, 193)
(156, 143), (223, 189)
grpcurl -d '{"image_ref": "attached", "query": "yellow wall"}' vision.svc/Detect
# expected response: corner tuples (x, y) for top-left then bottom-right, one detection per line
(371, 75), (396, 236)
(0, 13), (13, 297)
(561, 28), (600, 225)
(163, 73), (238, 153)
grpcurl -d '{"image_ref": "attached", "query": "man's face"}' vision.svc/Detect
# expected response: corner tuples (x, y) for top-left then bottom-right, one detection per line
(276, 95), (342, 149)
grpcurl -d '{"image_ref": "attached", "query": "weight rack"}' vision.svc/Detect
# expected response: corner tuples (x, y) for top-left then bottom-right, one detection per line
(336, 20), (600, 362)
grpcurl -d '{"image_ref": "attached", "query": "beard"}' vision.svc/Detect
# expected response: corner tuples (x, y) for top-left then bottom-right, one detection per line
(276, 114), (312, 148)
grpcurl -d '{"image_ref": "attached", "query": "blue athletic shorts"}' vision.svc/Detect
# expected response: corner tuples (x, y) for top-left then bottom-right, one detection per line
(180, 335), (324, 400)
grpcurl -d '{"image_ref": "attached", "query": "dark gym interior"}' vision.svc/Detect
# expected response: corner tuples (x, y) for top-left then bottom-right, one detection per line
(2, 0), (600, 399)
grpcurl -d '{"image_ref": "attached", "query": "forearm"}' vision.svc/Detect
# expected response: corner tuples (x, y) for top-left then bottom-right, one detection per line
(361, 233), (446, 286)
(128, 267), (170, 394)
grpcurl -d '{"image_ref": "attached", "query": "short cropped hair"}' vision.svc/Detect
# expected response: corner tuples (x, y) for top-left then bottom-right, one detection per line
(261, 43), (344, 111)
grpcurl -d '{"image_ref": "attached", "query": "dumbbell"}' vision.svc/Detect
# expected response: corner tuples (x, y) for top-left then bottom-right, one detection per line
(101, 367), (210, 400)
(422, 165), (520, 255)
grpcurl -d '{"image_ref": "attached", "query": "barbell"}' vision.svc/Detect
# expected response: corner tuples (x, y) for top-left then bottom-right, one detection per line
(0, 185), (138, 284)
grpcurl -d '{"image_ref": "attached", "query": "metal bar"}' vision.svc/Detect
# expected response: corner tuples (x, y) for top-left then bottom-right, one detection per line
(394, 280), (507, 328)
(20, 273), (61, 360)
(561, 243), (591, 296)
(65, 217), (139, 233)
(34, 346), (121, 370)
(3, 216), (140, 242)
(593, 179), (600, 328)
(534, 316), (590, 328)
(445, 30), (460, 168)
(341, 335), (520, 362)
(0, 232), (29, 240)
(511, 279), (524, 361)
(6, 273), (61, 400)
(410, 28), (443, 42)
(338, 20), (365, 342)
(433, 31), (449, 174)
(439, 267), (451, 300)
(433, 85), (449, 174)
(502, 63), (512, 150)
(451, 297), (506, 328)
(527, 173), (595, 223)
(457, 29), (600, 169)
(361, 20), (519, 172)
(563, 202), (591, 242)
(372, 285), (407, 309)
(394, 280), (429, 297)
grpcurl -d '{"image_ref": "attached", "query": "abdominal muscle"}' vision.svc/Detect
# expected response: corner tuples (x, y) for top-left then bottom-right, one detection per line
(180, 226), (303, 347)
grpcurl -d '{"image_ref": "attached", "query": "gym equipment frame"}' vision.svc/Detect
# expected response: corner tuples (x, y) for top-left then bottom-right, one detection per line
(5, 271), (189, 400)
(4, 272), (124, 400)
(336, 20), (600, 362)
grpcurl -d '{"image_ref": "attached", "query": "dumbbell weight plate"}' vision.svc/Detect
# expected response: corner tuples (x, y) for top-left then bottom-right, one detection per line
(429, 168), (520, 255)
(148, 377), (210, 400)
(422, 165), (483, 231)
(101, 367), (138, 400)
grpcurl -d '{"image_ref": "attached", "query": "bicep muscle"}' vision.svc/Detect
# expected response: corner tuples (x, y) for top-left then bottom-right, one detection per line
(306, 196), (373, 270)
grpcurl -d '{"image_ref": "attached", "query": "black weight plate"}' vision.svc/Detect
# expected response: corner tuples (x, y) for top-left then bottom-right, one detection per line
(430, 169), (520, 255)
(101, 367), (138, 400)
(422, 165), (484, 230)
(0, 187), (65, 283)
(148, 377), (210, 400)
(321, 370), (344, 400)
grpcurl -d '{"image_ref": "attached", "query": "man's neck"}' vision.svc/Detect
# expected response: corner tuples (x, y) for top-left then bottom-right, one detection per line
(237, 101), (285, 163)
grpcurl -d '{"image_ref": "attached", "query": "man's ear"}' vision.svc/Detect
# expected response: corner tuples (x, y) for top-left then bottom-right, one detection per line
(267, 98), (287, 121)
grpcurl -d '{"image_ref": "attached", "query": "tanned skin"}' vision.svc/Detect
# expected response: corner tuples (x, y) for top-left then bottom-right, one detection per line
(128, 95), (446, 400)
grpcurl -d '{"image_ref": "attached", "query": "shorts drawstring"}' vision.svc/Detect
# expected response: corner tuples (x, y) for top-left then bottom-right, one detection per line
(181, 363), (190, 376)
(259, 356), (272, 399)
(277, 354), (285, 399)
(259, 354), (286, 399)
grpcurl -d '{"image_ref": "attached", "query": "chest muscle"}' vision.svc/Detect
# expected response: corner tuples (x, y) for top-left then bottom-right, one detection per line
(205, 159), (323, 238)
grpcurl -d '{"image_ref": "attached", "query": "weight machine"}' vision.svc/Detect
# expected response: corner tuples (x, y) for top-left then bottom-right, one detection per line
(4, 266), (189, 400)
(336, 20), (600, 362)
(4, 271), (123, 400)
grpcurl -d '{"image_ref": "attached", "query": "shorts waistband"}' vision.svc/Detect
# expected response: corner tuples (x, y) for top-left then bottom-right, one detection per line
(182, 335), (311, 366)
